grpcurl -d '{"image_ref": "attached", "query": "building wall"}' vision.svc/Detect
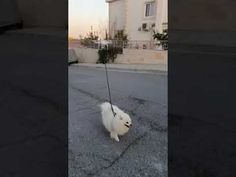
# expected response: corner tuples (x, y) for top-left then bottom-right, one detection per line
(107, 0), (168, 41)
(125, 0), (156, 41)
(155, 0), (168, 32)
(108, 0), (126, 38)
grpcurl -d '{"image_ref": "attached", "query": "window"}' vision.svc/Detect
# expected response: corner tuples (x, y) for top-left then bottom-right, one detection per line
(145, 2), (155, 17)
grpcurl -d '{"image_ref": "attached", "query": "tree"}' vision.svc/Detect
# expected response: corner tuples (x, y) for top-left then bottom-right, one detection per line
(80, 29), (99, 47)
(97, 19), (109, 40)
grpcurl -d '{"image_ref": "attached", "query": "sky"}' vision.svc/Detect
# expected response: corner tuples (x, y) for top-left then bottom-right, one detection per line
(69, 0), (108, 39)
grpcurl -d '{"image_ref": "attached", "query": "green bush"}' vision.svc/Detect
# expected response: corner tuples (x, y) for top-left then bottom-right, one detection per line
(115, 47), (123, 54)
(97, 48), (108, 64)
(153, 31), (168, 50)
(97, 46), (122, 64)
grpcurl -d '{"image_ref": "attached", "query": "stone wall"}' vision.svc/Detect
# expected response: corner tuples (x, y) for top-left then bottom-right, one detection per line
(115, 49), (167, 64)
(71, 48), (167, 64)
(73, 48), (99, 63)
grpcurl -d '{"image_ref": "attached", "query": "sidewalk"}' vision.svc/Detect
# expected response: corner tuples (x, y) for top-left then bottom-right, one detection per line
(73, 63), (167, 73)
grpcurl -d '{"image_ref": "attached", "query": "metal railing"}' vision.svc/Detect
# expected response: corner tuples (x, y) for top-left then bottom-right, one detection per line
(77, 42), (99, 49)
(111, 40), (168, 50)
(77, 40), (168, 50)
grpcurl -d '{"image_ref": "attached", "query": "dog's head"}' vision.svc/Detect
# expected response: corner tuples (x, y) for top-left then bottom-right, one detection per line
(116, 112), (132, 129)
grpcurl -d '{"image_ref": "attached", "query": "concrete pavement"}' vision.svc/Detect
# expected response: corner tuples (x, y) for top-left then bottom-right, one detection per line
(69, 66), (167, 177)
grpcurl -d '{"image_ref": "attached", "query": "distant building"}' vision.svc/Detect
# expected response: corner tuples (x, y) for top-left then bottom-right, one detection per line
(106, 0), (167, 41)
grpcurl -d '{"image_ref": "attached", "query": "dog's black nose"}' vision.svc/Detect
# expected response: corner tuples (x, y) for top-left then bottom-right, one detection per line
(130, 124), (132, 126)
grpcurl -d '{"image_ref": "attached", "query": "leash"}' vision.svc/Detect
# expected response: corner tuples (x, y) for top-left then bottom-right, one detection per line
(104, 62), (116, 117)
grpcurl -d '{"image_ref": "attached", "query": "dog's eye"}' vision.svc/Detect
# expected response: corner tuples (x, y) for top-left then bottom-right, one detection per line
(126, 122), (129, 124)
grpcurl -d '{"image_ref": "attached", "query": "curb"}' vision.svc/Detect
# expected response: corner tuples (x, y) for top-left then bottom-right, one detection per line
(70, 64), (168, 74)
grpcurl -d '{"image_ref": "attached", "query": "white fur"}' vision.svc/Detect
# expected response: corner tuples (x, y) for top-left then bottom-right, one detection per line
(100, 102), (132, 142)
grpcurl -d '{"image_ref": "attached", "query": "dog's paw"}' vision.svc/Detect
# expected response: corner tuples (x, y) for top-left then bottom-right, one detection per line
(110, 132), (119, 142)
(115, 136), (119, 142)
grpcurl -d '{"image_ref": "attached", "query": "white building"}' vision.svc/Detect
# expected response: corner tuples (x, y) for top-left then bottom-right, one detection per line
(106, 0), (167, 42)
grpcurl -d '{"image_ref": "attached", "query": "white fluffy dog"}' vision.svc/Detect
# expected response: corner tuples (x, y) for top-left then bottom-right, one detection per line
(100, 102), (132, 142)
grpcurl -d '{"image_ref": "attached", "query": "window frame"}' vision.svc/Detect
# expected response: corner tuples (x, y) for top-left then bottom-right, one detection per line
(144, 1), (155, 18)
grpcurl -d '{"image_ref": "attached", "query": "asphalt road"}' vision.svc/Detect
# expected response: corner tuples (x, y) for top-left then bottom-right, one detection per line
(69, 65), (167, 177)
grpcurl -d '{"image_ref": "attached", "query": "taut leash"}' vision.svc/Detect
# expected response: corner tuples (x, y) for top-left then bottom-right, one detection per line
(104, 62), (116, 117)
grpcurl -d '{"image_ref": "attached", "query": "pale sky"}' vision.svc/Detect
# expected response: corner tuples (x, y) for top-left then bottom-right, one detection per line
(69, 0), (108, 39)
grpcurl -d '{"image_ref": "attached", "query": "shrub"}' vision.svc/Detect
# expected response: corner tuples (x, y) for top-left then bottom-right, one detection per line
(97, 48), (108, 64)
(114, 47), (123, 54)
(153, 31), (168, 50)
(97, 46), (122, 64)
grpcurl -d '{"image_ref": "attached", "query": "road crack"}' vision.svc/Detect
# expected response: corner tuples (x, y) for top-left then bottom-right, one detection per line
(123, 108), (167, 133)
(70, 84), (105, 102)
(88, 132), (148, 176)
(70, 84), (167, 133)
